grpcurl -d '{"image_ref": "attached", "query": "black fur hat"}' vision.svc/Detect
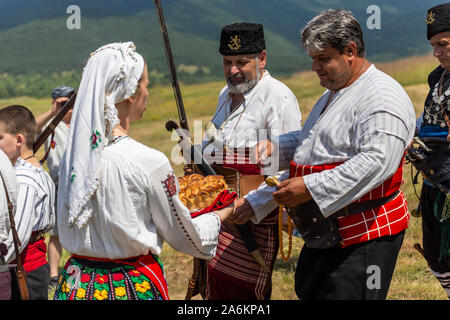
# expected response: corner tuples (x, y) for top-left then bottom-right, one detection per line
(219, 22), (266, 55)
(426, 2), (450, 40)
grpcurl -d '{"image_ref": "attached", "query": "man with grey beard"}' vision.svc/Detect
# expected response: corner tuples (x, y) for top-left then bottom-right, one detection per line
(196, 22), (302, 300)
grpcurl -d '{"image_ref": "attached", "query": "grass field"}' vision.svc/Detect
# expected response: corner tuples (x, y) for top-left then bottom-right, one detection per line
(2, 54), (448, 300)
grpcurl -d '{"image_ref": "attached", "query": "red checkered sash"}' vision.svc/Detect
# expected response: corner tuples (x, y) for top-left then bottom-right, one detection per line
(289, 159), (409, 247)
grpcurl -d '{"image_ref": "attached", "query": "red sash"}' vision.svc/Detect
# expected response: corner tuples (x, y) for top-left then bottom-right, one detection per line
(72, 253), (169, 300)
(289, 159), (409, 247)
(206, 147), (262, 175)
(12, 233), (47, 274)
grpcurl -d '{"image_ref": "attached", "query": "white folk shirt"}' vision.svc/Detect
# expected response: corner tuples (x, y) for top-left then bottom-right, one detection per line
(246, 64), (416, 221)
(57, 136), (222, 260)
(0, 150), (17, 244)
(202, 70), (301, 154)
(202, 71), (301, 223)
(44, 122), (69, 184)
(4, 158), (55, 262)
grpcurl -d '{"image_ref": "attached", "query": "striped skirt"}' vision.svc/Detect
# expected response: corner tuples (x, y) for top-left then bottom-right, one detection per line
(53, 254), (167, 300)
(205, 210), (279, 300)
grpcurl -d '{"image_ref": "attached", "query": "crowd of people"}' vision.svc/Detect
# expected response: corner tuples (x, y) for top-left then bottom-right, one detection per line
(0, 3), (449, 300)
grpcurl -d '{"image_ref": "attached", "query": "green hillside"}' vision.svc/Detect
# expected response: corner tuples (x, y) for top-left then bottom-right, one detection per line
(0, 0), (443, 98)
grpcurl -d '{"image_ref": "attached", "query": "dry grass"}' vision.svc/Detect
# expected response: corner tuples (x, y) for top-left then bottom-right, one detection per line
(3, 54), (448, 300)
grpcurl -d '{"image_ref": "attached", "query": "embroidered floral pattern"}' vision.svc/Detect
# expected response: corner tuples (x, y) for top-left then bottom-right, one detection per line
(90, 130), (102, 150)
(135, 281), (151, 293)
(76, 288), (86, 299)
(94, 289), (108, 300)
(163, 173), (177, 197)
(53, 257), (164, 300)
(115, 286), (126, 297)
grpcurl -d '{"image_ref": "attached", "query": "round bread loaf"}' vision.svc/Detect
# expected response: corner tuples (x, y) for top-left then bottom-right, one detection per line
(178, 174), (228, 212)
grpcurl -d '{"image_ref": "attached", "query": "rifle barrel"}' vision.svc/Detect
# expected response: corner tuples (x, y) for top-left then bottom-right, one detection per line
(33, 91), (77, 154)
(154, 0), (189, 131)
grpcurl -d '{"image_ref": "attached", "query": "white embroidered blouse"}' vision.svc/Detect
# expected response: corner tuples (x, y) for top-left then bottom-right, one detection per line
(57, 136), (221, 260)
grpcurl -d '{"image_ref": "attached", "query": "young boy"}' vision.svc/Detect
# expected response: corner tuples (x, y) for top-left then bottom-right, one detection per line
(0, 105), (55, 300)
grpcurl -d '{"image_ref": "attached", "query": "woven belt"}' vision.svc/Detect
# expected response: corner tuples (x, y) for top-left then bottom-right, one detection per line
(334, 190), (400, 218)
(29, 230), (46, 243)
(0, 264), (10, 272)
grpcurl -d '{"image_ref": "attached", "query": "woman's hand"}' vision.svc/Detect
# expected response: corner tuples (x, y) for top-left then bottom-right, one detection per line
(213, 203), (235, 222)
(252, 139), (276, 167)
(227, 198), (255, 225)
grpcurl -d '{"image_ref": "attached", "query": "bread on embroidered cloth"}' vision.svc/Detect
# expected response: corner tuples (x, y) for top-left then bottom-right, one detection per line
(178, 174), (228, 212)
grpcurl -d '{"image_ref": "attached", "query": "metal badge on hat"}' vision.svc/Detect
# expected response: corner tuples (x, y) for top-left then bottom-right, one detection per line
(426, 11), (435, 24)
(228, 35), (241, 51)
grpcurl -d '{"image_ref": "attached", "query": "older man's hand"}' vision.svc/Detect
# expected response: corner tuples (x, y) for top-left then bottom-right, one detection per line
(252, 139), (276, 167)
(272, 177), (312, 207)
(227, 198), (255, 225)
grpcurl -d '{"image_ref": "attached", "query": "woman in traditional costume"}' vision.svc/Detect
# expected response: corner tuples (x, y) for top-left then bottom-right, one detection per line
(53, 42), (233, 300)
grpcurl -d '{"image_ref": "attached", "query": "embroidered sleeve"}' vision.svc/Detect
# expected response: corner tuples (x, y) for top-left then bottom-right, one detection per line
(148, 160), (221, 259)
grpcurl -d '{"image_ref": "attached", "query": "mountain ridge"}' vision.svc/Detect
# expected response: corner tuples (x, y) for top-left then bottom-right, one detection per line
(0, 0), (443, 98)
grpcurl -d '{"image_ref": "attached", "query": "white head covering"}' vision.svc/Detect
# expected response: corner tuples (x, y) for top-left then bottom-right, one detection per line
(0, 149), (17, 243)
(61, 41), (144, 229)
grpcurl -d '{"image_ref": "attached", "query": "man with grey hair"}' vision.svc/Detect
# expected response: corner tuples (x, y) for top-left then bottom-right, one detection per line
(244, 9), (416, 299)
(197, 22), (302, 300)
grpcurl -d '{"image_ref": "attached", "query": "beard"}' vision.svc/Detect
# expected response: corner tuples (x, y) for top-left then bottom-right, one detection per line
(227, 66), (261, 94)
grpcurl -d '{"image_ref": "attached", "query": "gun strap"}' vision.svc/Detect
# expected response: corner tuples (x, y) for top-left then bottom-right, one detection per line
(0, 171), (29, 300)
